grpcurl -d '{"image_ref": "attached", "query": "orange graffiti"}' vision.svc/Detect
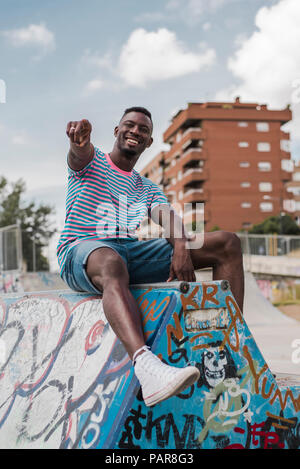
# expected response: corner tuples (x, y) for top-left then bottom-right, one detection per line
(200, 284), (219, 309)
(166, 312), (183, 357)
(243, 345), (300, 413)
(180, 286), (199, 311)
(243, 344), (268, 394)
(221, 295), (243, 352)
(269, 387), (300, 413)
(190, 332), (213, 351)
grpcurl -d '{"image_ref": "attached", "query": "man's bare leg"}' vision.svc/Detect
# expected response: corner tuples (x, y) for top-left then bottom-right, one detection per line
(86, 247), (145, 359)
(188, 231), (244, 312)
(85, 245), (200, 407)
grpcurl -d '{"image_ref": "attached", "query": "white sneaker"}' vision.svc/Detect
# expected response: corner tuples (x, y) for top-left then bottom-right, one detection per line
(134, 350), (200, 407)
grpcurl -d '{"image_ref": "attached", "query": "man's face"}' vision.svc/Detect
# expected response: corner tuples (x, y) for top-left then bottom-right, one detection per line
(114, 111), (153, 157)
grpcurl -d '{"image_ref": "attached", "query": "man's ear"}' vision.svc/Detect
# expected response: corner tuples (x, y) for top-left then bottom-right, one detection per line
(146, 137), (153, 148)
(114, 126), (119, 137)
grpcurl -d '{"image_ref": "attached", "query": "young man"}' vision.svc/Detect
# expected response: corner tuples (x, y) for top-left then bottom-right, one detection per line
(57, 106), (244, 407)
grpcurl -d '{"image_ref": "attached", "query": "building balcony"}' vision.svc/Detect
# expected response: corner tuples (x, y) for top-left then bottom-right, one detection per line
(181, 188), (209, 204)
(181, 127), (207, 144)
(281, 169), (293, 182)
(181, 168), (208, 185)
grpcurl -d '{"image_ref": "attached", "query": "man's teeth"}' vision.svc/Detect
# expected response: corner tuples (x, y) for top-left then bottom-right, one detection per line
(127, 138), (138, 144)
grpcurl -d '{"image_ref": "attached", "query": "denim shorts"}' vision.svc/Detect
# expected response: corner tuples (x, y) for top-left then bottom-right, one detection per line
(62, 237), (174, 294)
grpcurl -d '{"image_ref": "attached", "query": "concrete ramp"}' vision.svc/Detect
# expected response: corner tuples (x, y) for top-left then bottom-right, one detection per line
(0, 281), (300, 449)
(244, 271), (300, 375)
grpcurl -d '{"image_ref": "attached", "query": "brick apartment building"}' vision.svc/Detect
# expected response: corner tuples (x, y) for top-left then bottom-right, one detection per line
(286, 161), (300, 225)
(141, 98), (294, 233)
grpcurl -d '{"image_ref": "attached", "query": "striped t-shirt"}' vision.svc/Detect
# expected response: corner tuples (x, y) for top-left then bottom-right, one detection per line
(57, 147), (169, 274)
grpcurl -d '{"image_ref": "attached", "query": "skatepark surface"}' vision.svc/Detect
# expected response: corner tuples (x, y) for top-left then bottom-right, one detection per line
(196, 269), (300, 375)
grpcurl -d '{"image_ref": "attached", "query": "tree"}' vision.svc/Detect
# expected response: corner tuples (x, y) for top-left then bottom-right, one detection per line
(249, 214), (300, 235)
(0, 176), (56, 271)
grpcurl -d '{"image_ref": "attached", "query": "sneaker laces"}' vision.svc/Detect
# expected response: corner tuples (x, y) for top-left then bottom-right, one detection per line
(136, 351), (186, 380)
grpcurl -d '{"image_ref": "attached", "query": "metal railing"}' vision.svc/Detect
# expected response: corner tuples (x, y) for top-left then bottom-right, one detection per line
(0, 224), (22, 272)
(237, 233), (300, 256)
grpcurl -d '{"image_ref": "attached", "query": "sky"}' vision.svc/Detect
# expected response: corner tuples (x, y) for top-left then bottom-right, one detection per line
(1, 0), (300, 270)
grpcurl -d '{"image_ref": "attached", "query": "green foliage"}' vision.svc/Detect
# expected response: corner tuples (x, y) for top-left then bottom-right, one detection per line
(209, 225), (221, 232)
(249, 214), (300, 235)
(0, 176), (56, 271)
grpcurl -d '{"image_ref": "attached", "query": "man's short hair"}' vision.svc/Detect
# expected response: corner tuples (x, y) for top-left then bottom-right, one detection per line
(121, 106), (152, 124)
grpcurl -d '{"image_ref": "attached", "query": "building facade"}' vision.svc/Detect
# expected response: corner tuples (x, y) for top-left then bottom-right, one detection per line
(142, 98), (294, 233)
(285, 160), (300, 225)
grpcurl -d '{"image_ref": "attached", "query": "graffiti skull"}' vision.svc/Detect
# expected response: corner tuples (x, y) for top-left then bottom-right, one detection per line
(203, 347), (228, 388)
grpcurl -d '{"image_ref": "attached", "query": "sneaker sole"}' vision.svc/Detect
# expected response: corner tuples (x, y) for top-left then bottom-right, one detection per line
(143, 367), (200, 407)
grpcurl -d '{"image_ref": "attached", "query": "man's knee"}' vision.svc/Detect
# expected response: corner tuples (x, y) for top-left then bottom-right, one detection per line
(218, 231), (242, 259)
(86, 248), (129, 289)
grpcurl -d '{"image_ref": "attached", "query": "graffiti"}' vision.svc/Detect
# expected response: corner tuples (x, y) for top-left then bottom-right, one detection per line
(116, 281), (300, 449)
(0, 279), (300, 449)
(0, 294), (132, 448)
(119, 406), (203, 449)
(197, 343), (237, 389)
(0, 271), (23, 294)
(185, 307), (229, 332)
(243, 344), (300, 413)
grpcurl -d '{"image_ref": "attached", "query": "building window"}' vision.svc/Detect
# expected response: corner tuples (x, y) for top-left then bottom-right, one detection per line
(257, 142), (271, 152)
(260, 202), (273, 212)
(241, 182), (251, 188)
(238, 142), (249, 148)
(280, 140), (290, 152)
(240, 161), (250, 168)
(283, 199), (296, 212)
(281, 159), (294, 172)
(258, 162), (271, 171)
(293, 172), (300, 182)
(241, 202), (252, 208)
(259, 182), (272, 192)
(256, 122), (269, 132)
(238, 122), (248, 127)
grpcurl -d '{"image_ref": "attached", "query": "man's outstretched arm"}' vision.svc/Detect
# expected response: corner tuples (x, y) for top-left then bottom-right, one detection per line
(66, 119), (94, 171)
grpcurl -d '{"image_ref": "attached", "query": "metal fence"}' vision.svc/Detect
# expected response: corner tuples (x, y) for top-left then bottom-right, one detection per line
(237, 233), (300, 257)
(0, 224), (22, 272)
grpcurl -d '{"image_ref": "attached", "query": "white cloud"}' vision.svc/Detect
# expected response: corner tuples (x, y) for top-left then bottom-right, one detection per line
(119, 28), (216, 87)
(167, 0), (227, 15)
(11, 133), (31, 145)
(166, 0), (236, 24)
(2, 23), (55, 55)
(202, 22), (212, 31)
(83, 79), (104, 96)
(215, 0), (300, 147)
(81, 50), (113, 70)
(216, 0), (300, 107)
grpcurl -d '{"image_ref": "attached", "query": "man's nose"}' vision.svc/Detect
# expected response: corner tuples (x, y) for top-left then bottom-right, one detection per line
(129, 125), (140, 135)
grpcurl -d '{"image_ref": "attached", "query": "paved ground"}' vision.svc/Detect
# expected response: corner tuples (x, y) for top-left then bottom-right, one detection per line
(196, 269), (300, 376)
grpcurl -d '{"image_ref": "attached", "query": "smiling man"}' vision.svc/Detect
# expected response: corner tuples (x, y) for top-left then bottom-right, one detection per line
(57, 106), (244, 407)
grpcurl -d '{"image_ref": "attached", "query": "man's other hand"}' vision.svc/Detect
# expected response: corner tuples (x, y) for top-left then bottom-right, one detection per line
(167, 240), (196, 283)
